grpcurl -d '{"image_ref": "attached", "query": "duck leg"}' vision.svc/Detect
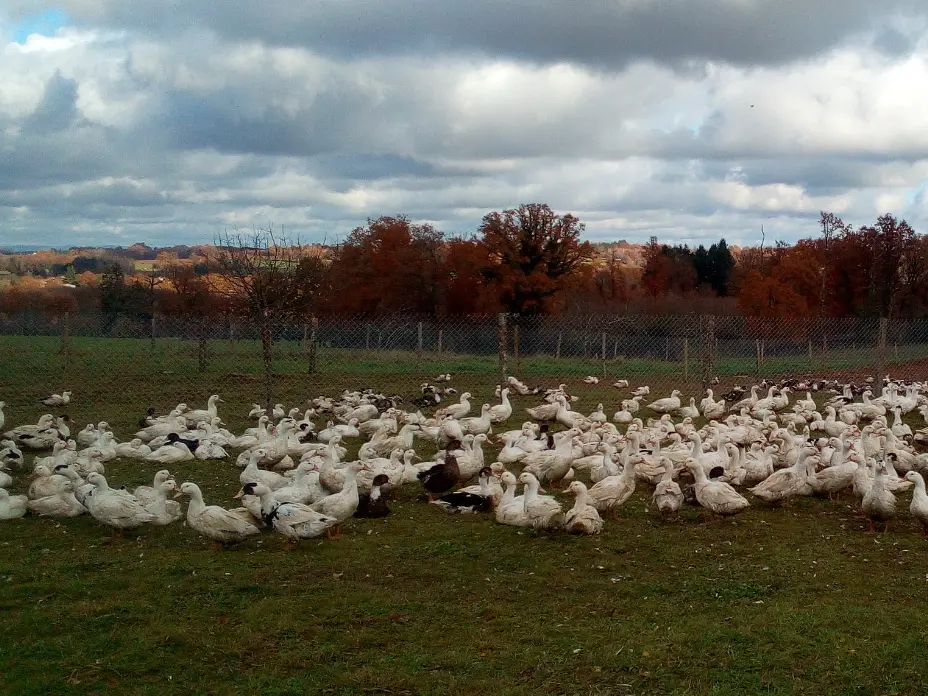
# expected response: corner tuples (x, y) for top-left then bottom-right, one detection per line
(866, 519), (876, 535)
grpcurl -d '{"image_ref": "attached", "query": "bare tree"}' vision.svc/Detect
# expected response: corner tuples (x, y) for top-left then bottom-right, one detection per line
(210, 227), (326, 408)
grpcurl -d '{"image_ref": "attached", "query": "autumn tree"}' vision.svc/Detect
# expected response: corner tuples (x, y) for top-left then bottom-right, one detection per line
(324, 216), (444, 315)
(441, 237), (500, 315)
(211, 228), (325, 407)
(477, 203), (594, 315)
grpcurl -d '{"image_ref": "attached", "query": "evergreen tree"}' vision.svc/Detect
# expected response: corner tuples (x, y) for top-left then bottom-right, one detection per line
(706, 239), (735, 296)
(100, 263), (127, 315)
(64, 265), (77, 285)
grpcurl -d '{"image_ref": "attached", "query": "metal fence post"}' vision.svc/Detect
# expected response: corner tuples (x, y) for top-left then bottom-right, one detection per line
(437, 329), (443, 357)
(498, 313), (508, 381)
(555, 330), (562, 360)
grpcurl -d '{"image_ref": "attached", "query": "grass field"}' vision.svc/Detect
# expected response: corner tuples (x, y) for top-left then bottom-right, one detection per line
(2, 338), (928, 694)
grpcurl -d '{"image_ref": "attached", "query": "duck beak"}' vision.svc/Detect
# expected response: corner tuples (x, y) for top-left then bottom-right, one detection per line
(232, 489), (245, 499)
(172, 491), (184, 499)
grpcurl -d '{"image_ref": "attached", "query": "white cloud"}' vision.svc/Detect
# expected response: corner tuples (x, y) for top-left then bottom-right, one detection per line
(2, 7), (928, 248)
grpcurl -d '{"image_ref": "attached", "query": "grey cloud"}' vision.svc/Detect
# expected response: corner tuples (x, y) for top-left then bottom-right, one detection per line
(12, 0), (927, 68)
(24, 71), (80, 134)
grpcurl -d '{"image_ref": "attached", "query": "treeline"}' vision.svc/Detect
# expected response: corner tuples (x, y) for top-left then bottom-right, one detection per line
(1, 206), (927, 320)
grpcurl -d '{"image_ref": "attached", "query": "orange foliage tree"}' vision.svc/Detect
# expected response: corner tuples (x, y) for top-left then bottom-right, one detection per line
(323, 216), (444, 315)
(477, 203), (594, 315)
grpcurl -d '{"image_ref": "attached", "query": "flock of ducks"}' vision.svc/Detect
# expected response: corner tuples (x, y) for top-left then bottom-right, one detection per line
(3, 374), (928, 549)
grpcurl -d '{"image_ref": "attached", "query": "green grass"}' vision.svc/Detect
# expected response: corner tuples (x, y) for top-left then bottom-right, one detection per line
(2, 339), (928, 694)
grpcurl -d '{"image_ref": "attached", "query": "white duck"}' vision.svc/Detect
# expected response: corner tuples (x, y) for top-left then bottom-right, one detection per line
(903, 471), (928, 534)
(436, 392), (472, 420)
(677, 398), (700, 419)
(27, 482), (86, 517)
(749, 447), (817, 505)
(652, 465), (683, 520)
(588, 404), (607, 424)
(85, 472), (156, 534)
(235, 482), (338, 545)
(177, 482), (262, 549)
(460, 404), (493, 436)
(495, 472), (532, 527)
(143, 479), (184, 525)
(862, 463), (896, 533)
(144, 442), (195, 465)
(310, 462), (367, 536)
(114, 438), (152, 459)
(684, 458), (749, 517)
(134, 470), (175, 506)
(587, 454), (639, 518)
(0, 488), (27, 519)
(183, 395), (224, 427)
(563, 481), (603, 535)
(488, 388), (513, 424)
(28, 464), (70, 500)
(647, 390), (682, 414)
(518, 472), (565, 531)
(240, 449), (290, 490)
(519, 429), (577, 486)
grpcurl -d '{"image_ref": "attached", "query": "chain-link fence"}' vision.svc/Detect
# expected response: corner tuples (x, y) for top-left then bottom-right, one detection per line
(1, 311), (927, 424)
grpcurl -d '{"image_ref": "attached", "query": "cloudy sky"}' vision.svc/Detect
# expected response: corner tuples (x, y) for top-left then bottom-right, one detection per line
(2, 2), (928, 248)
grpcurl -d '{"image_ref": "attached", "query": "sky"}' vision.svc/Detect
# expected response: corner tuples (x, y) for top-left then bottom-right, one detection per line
(2, 3), (928, 248)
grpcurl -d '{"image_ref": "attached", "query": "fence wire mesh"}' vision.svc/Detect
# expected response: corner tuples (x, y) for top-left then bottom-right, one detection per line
(1, 311), (927, 416)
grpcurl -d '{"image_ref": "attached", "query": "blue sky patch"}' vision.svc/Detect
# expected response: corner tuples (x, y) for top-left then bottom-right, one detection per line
(12, 8), (69, 44)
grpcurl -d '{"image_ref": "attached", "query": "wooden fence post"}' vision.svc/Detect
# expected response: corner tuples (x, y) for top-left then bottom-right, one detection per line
(307, 317), (318, 374)
(498, 313), (508, 382)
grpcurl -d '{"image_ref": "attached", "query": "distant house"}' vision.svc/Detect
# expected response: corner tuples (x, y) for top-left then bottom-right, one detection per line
(0, 270), (12, 287)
